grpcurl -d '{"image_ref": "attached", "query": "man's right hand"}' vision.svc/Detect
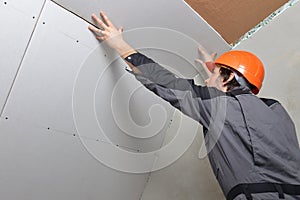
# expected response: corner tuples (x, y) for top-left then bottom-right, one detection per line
(88, 11), (136, 58)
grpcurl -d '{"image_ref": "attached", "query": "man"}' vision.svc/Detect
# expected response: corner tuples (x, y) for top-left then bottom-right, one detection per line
(88, 12), (300, 200)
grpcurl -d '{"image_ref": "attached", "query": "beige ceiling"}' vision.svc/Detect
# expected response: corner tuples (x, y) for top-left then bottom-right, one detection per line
(185, 0), (289, 44)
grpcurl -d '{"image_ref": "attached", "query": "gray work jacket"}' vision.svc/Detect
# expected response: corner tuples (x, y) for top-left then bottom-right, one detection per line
(125, 52), (300, 199)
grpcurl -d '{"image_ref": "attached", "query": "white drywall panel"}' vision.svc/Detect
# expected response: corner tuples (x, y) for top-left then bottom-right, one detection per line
(50, 0), (232, 197)
(235, 1), (300, 141)
(2, 0), (175, 162)
(1, 0), (232, 199)
(2, 0), (92, 134)
(0, 0), (45, 114)
(51, 0), (230, 78)
(72, 45), (190, 173)
(0, 118), (148, 200)
(141, 111), (225, 200)
(76, 45), (174, 155)
(94, 62), (174, 152)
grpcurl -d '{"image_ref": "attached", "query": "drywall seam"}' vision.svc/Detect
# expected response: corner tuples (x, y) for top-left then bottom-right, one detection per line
(50, 130), (141, 152)
(50, 0), (95, 27)
(139, 173), (152, 200)
(0, 0), (47, 116)
(233, 0), (300, 48)
(137, 119), (177, 199)
(138, 114), (176, 199)
(3, 111), (142, 153)
(37, 122), (142, 152)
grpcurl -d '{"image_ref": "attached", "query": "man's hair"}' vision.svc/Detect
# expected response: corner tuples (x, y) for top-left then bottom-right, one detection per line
(219, 67), (240, 91)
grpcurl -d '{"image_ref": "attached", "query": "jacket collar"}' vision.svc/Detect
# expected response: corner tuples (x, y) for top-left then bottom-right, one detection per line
(227, 86), (253, 96)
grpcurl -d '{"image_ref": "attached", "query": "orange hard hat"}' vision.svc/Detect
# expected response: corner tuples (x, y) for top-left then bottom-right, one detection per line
(214, 50), (265, 94)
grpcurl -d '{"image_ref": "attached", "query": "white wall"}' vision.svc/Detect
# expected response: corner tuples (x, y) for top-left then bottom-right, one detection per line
(0, 1), (151, 199)
(0, 0), (229, 199)
(0, 0), (45, 113)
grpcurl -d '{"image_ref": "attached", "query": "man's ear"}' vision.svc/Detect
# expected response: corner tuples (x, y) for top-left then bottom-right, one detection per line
(222, 72), (235, 86)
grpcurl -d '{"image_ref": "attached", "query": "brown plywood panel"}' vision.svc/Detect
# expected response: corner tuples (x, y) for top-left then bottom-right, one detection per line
(185, 0), (289, 44)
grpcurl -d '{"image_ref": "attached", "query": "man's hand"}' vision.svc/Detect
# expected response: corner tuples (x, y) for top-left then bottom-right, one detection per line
(195, 45), (217, 76)
(197, 45), (217, 63)
(88, 11), (124, 49)
(88, 11), (136, 58)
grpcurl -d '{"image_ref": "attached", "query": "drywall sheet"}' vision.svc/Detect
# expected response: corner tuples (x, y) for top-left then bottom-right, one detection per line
(2, 0), (93, 134)
(1, 0), (232, 199)
(46, 0), (233, 173)
(51, 0), (230, 67)
(0, 118), (148, 200)
(235, 2), (300, 140)
(185, 0), (289, 44)
(0, 0), (45, 114)
(141, 111), (225, 200)
(2, 0), (176, 161)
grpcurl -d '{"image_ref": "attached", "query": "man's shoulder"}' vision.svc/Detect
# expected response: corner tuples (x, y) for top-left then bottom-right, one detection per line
(259, 98), (279, 107)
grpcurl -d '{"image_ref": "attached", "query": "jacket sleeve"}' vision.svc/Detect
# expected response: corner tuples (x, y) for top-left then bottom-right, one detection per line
(124, 52), (218, 128)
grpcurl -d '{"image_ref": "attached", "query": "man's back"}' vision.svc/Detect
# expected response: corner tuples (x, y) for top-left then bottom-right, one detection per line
(125, 52), (300, 199)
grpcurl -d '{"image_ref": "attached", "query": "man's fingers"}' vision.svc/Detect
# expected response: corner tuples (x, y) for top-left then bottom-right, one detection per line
(88, 25), (104, 35)
(96, 36), (106, 41)
(198, 46), (211, 59)
(100, 11), (115, 28)
(118, 26), (124, 32)
(211, 52), (217, 60)
(92, 13), (108, 30)
(88, 24), (105, 41)
(88, 25), (98, 33)
(195, 59), (204, 65)
(195, 59), (208, 70)
(198, 46), (206, 55)
(198, 46), (217, 62)
(195, 59), (212, 76)
(195, 59), (212, 78)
